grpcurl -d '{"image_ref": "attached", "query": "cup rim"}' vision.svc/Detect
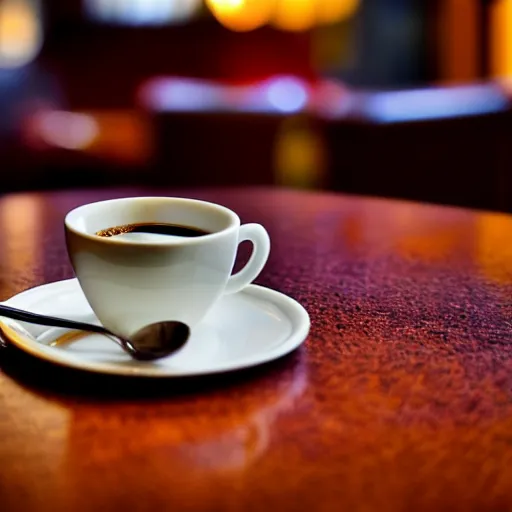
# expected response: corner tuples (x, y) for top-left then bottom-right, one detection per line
(64, 196), (241, 246)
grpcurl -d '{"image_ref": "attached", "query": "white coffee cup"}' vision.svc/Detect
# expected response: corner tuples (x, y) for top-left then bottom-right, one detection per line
(65, 197), (270, 338)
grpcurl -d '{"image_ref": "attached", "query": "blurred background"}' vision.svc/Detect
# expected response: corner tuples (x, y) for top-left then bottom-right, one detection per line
(2, 0), (512, 212)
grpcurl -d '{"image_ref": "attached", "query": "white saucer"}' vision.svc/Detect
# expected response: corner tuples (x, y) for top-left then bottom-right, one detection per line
(0, 279), (310, 377)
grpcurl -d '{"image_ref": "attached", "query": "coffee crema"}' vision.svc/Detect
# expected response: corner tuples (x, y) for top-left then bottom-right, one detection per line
(96, 222), (210, 238)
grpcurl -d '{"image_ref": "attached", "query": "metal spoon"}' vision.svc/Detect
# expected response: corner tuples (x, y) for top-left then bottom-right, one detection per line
(0, 304), (190, 361)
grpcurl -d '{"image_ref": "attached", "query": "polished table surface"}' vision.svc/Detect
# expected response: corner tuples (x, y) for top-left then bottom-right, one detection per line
(1, 187), (512, 511)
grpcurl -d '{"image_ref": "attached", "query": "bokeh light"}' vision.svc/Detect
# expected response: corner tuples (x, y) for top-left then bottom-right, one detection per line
(365, 85), (508, 123)
(0, 0), (42, 68)
(275, 117), (326, 189)
(86, 0), (202, 25)
(206, 0), (274, 32)
(270, 0), (360, 32)
(265, 76), (308, 113)
(88, 0), (360, 31)
(317, 0), (360, 24)
(491, 0), (512, 77)
(33, 111), (99, 150)
(271, 0), (316, 32)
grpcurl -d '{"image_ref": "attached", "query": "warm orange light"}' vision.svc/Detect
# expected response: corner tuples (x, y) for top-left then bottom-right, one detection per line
(206, 0), (273, 32)
(491, 0), (512, 77)
(206, 0), (359, 32)
(317, 0), (360, 24)
(275, 117), (326, 188)
(0, 0), (42, 67)
(29, 109), (152, 164)
(271, 0), (315, 32)
(476, 214), (512, 284)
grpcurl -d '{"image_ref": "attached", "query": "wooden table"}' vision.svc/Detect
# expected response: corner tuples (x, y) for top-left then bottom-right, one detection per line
(1, 187), (511, 512)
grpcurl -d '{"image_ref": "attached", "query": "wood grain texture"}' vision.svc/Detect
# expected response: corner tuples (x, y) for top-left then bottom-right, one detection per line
(1, 187), (512, 512)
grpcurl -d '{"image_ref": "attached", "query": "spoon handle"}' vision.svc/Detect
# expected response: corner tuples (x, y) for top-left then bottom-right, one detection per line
(0, 304), (111, 335)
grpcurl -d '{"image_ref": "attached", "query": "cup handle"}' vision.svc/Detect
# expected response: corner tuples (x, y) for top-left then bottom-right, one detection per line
(224, 224), (271, 295)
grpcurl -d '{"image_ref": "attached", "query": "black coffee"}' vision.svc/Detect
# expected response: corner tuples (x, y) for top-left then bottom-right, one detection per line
(96, 222), (210, 238)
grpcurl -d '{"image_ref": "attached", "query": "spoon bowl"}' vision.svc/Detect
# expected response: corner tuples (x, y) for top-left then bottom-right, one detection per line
(0, 304), (190, 361)
(121, 321), (190, 360)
